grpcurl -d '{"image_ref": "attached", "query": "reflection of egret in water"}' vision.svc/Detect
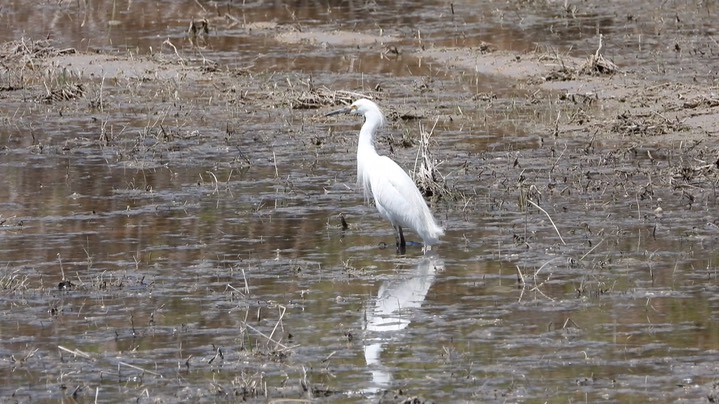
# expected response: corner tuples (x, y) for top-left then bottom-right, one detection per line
(363, 255), (443, 392)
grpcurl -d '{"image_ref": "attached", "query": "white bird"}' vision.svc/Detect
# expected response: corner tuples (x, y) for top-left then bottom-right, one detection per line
(326, 99), (444, 253)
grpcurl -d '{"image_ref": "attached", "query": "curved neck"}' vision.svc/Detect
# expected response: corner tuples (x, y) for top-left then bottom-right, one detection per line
(357, 112), (382, 152)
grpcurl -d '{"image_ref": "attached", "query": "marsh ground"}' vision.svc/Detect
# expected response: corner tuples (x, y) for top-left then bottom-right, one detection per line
(2, 1), (719, 402)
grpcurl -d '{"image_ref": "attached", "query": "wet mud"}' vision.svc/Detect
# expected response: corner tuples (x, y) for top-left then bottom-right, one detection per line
(2, 0), (719, 402)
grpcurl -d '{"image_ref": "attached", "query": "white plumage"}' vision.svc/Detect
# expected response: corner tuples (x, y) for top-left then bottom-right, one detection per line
(327, 99), (444, 253)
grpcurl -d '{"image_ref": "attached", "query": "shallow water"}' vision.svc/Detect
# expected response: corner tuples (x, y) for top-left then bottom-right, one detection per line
(2, 0), (719, 402)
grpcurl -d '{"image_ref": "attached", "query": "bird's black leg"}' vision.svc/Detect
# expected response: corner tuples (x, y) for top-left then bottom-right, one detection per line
(395, 226), (406, 254)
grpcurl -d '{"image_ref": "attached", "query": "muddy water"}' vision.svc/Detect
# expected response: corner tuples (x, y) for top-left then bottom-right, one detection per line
(2, 0), (719, 402)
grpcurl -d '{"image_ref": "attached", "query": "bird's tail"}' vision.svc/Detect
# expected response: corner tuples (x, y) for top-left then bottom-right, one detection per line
(423, 218), (445, 246)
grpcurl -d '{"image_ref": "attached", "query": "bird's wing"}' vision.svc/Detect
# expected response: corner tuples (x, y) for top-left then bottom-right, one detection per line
(368, 156), (430, 228)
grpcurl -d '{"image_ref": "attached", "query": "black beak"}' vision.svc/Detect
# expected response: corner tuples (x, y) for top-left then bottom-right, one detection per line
(325, 106), (352, 116)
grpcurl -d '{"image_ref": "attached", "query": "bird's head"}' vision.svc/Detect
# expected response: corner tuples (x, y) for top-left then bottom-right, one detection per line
(326, 98), (385, 127)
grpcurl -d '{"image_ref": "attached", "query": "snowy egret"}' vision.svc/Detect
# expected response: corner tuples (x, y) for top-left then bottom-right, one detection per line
(326, 99), (444, 253)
